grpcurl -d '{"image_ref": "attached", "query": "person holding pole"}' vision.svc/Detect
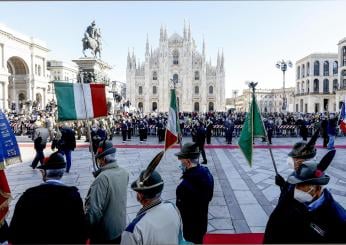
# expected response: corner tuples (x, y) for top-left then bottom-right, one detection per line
(264, 153), (346, 243)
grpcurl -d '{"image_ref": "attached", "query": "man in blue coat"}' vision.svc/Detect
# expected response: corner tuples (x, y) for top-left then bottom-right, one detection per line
(175, 142), (214, 244)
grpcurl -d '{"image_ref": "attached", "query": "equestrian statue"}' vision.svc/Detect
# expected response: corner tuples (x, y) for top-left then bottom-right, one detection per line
(82, 21), (102, 58)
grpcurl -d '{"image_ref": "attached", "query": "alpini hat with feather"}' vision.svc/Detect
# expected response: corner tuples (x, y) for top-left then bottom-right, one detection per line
(131, 151), (165, 198)
(288, 149), (335, 186)
(288, 128), (320, 159)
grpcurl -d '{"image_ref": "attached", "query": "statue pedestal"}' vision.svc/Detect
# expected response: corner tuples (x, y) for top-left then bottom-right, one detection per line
(72, 57), (112, 82)
(72, 57), (113, 112)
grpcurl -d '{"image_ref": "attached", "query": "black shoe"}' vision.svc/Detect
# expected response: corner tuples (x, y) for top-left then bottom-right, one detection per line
(30, 165), (36, 169)
(201, 161), (208, 165)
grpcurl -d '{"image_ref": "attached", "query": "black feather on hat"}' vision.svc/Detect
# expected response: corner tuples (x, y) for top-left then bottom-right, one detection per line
(287, 149), (335, 185)
(131, 151), (165, 197)
(288, 127), (320, 159)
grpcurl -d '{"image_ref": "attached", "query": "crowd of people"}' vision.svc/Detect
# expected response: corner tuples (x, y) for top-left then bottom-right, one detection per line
(4, 140), (214, 244)
(0, 104), (345, 243)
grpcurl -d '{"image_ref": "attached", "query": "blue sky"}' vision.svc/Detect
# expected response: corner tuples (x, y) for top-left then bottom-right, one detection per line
(1, 1), (346, 98)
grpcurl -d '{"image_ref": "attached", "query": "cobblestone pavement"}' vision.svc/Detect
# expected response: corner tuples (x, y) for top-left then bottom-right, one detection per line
(5, 135), (346, 234)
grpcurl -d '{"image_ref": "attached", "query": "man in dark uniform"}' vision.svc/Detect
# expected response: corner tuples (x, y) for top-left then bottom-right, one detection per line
(195, 121), (208, 164)
(264, 153), (346, 243)
(138, 120), (146, 143)
(121, 120), (128, 143)
(127, 119), (132, 141)
(156, 119), (165, 143)
(175, 142), (214, 244)
(9, 152), (86, 244)
(206, 118), (213, 144)
(59, 123), (76, 173)
(320, 115), (329, 148)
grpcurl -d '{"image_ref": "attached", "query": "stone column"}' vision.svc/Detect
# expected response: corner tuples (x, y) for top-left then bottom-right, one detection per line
(11, 77), (16, 111)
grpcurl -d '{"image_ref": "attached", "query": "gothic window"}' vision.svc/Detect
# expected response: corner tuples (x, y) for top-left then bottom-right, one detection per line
(343, 46), (346, 66)
(209, 86), (214, 94)
(307, 80), (310, 93)
(323, 61), (329, 76)
(208, 102), (214, 111)
(194, 86), (199, 94)
(153, 86), (157, 94)
(333, 61), (338, 75)
(313, 79), (319, 93)
(297, 66), (301, 79)
(195, 71), (200, 80)
(173, 50), (179, 65)
(307, 62), (310, 76)
(314, 61), (320, 76)
(138, 102), (143, 111)
(302, 64), (305, 78)
(173, 74), (178, 83)
(138, 86), (143, 95)
(152, 71), (157, 80)
(323, 79), (329, 93)
(152, 102), (157, 111)
(194, 102), (199, 112)
(333, 79), (338, 92)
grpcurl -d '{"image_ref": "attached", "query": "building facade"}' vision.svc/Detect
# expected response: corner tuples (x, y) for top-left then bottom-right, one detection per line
(231, 87), (295, 113)
(295, 53), (338, 113)
(0, 23), (51, 111)
(46, 60), (78, 100)
(126, 23), (226, 113)
(336, 38), (346, 107)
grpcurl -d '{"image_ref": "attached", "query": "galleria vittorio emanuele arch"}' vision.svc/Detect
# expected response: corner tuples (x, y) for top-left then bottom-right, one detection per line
(0, 23), (50, 112)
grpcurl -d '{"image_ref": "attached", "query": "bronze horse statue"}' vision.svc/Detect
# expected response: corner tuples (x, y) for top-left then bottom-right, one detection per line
(82, 28), (102, 58)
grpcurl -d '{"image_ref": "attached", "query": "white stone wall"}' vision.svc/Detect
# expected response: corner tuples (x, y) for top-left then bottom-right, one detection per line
(0, 24), (50, 111)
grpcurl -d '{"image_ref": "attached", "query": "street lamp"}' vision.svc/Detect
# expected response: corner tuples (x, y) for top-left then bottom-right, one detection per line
(276, 59), (292, 113)
(232, 90), (238, 111)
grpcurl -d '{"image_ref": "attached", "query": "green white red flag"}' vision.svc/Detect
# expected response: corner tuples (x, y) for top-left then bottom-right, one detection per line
(165, 89), (179, 150)
(54, 82), (108, 121)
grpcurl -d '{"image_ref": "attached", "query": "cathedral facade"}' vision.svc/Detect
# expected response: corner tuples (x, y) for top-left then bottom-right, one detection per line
(126, 24), (226, 113)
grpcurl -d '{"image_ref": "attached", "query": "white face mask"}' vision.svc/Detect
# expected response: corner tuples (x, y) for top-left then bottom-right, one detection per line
(294, 187), (314, 203)
(287, 157), (295, 170)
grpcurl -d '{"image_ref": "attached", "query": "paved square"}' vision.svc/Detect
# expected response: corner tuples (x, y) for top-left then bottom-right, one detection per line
(5, 136), (346, 233)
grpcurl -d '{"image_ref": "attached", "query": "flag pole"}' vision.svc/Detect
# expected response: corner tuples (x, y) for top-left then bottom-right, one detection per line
(80, 73), (97, 172)
(251, 83), (278, 175)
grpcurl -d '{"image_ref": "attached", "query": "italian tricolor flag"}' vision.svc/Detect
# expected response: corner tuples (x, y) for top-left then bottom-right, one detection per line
(54, 82), (107, 121)
(164, 89), (179, 150)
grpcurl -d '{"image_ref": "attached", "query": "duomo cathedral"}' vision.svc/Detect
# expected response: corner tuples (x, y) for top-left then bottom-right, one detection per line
(126, 23), (226, 113)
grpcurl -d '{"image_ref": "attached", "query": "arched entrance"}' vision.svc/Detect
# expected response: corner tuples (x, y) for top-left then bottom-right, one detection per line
(208, 102), (214, 111)
(7, 56), (29, 112)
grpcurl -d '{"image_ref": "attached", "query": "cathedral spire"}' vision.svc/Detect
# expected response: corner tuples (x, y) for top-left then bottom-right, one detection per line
(146, 34), (149, 56)
(127, 48), (131, 68)
(188, 22), (191, 41)
(183, 19), (187, 40)
(221, 49), (224, 69)
(164, 25), (167, 40)
(202, 37), (205, 57)
(160, 25), (163, 42)
(217, 50), (220, 67)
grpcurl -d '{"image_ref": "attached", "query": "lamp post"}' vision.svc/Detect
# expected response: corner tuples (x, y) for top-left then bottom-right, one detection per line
(232, 90), (238, 112)
(276, 59), (292, 113)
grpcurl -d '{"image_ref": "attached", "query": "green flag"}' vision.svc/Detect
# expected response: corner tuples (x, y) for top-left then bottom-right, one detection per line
(238, 93), (266, 166)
